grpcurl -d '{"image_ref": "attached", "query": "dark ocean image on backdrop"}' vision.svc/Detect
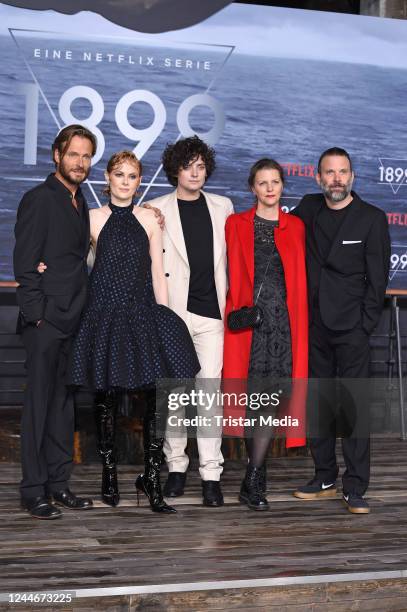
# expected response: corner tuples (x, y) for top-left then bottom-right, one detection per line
(0, 33), (406, 286)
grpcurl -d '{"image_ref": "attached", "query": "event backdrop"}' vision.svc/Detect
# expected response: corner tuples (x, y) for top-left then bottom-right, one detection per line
(0, 2), (407, 285)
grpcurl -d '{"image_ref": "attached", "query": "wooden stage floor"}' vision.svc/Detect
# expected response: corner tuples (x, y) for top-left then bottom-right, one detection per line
(1, 436), (407, 611)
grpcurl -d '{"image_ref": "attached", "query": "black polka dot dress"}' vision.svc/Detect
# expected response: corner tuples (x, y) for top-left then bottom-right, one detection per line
(69, 203), (200, 391)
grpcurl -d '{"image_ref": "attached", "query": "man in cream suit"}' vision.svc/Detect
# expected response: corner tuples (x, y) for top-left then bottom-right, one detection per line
(145, 136), (233, 506)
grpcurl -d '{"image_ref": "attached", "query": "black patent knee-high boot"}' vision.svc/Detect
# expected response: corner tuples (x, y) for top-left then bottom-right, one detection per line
(95, 391), (120, 507)
(135, 389), (176, 514)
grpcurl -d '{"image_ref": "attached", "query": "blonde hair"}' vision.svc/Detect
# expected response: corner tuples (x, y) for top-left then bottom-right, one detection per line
(103, 150), (142, 196)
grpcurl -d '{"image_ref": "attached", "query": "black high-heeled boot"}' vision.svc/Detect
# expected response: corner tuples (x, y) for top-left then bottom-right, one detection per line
(95, 391), (120, 507)
(135, 390), (176, 514)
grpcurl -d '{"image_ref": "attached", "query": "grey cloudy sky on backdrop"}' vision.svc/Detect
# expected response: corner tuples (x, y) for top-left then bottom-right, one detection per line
(0, 2), (406, 68)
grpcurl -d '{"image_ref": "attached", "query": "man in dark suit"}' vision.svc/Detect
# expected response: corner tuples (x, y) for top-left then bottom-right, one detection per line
(292, 147), (390, 514)
(14, 124), (97, 519)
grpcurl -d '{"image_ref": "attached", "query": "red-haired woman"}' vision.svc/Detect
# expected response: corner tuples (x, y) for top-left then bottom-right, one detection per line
(40, 151), (200, 512)
(223, 158), (308, 510)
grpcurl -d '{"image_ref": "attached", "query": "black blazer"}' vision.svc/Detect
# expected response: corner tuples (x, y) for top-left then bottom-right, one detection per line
(13, 174), (90, 334)
(292, 192), (390, 333)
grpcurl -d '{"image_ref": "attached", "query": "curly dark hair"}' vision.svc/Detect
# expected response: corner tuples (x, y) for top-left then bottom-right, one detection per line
(161, 136), (216, 187)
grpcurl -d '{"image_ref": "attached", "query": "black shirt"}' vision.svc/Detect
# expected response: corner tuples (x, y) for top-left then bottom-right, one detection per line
(313, 200), (353, 312)
(177, 193), (221, 320)
(316, 200), (353, 261)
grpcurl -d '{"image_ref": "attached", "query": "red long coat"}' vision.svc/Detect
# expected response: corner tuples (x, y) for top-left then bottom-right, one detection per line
(222, 206), (308, 447)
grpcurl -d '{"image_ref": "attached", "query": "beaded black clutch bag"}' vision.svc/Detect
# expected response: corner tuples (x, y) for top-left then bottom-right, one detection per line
(227, 239), (275, 332)
(227, 305), (264, 331)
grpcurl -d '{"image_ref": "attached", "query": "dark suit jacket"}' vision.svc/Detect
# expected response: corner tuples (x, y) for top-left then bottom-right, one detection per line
(292, 191), (390, 334)
(13, 173), (90, 334)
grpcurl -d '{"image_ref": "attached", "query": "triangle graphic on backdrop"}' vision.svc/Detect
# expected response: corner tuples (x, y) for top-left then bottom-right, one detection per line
(378, 157), (407, 195)
(9, 28), (235, 205)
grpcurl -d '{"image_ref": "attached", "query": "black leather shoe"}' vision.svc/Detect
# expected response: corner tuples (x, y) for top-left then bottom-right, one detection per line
(21, 496), (62, 520)
(202, 481), (224, 507)
(51, 488), (93, 510)
(163, 472), (187, 497)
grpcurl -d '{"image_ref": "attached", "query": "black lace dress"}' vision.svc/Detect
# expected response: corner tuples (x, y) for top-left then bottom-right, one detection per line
(69, 203), (200, 391)
(248, 215), (292, 380)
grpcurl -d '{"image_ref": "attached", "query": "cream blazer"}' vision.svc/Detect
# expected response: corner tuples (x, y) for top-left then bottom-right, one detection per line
(144, 189), (234, 321)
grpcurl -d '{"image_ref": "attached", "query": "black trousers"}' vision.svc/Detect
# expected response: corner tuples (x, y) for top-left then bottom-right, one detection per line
(308, 312), (371, 496)
(20, 321), (74, 499)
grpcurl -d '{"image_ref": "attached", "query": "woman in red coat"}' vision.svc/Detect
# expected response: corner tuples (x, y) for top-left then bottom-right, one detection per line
(223, 158), (308, 510)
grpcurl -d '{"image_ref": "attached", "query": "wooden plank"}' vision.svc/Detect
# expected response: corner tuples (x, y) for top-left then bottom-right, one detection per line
(0, 437), (406, 603)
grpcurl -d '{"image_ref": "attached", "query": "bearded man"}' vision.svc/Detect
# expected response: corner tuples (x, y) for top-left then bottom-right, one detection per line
(14, 124), (96, 519)
(291, 147), (390, 514)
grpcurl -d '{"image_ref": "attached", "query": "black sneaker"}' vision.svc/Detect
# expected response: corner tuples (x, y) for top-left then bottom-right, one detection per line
(293, 477), (337, 500)
(342, 493), (370, 514)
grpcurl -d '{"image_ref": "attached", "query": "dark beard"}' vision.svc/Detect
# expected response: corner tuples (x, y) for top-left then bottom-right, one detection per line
(320, 180), (352, 203)
(58, 159), (90, 187)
